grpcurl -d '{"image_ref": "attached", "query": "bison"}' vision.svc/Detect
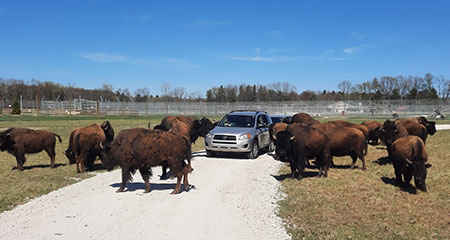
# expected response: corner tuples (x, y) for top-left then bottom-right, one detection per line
(361, 120), (382, 145)
(311, 123), (367, 170)
(291, 112), (320, 126)
(397, 116), (436, 136)
(65, 121), (114, 173)
(328, 120), (370, 142)
(100, 128), (191, 194)
(0, 128), (62, 171)
(389, 135), (431, 191)
(381, 119), (409, 149)
(274, 123), (331, 179)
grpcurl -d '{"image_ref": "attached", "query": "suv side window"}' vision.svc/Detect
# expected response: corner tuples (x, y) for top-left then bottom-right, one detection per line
(257, 114), (268, 126)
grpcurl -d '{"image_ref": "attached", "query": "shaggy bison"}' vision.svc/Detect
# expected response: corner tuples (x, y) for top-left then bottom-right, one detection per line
(397, 116), (436, 136)
(328, 120), (370, 142)
(361, 120), (382, 145)
(291, 112), (320, 126)
(274, 123), (331, 179)
(0, 128), (62, 171)
(381, 119), (409, 148)
(65, 121), (114, 173)
(311, 123), (367, 170)
(100, 128), (191, 194)
(389, 136), (431, 191)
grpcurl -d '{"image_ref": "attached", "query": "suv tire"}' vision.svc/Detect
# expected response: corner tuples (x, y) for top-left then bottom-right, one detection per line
(247, 139), (259, 159)
(268, 140), (275, 152)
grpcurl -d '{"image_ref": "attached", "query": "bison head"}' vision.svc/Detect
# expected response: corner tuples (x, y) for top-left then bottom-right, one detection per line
(65, 149), (76, 164)
(426, 121), (436, 135)
(99, 141), (117, 171)
(274, 131), (295, 163)
(382, 120), (402, 147)
(198, 118), (215, 136)
(0, 129), (15, 152)
(405, 158), (431, 192)
(101, 121), (115, 141)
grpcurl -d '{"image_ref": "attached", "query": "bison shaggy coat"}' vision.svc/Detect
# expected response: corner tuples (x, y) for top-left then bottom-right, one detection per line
(328, 120), (370, 141)
(397, 117), (436, 136)
(65, 121), (114, 173)
(361, 120), (382, 145)
(389, 136), (430, 191)
(0, 128), (62, 171)
(100, 128), (191, 194)
(291, 113), (320, 126)
(311, 123), (367, 170)
(275, 123), (331, 179)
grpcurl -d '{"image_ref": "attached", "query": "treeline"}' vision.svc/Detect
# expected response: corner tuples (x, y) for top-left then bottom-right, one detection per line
(205, 73), (450, 102)
(1, 73), (450, 103)
(0, 79), (202, 102)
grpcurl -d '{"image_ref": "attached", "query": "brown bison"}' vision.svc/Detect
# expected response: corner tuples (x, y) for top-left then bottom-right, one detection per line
(156, 116), (215, 176)
(398, 121), (428, 143)
(381, 119), (409, 148)
(0, 128), (62, 171)
(389, 136), (431, 191)
(269, 122), (289, 141)
(274, 123), (331, 179)
(361, 120), (382, 145)
(328, 120), (370, 142)
(291, 113), (320, 126)
(65, 121), (114, 173)
(397, 116), (436, 136)
(100, 128), (191, 194)
(311, 123), (367, 170)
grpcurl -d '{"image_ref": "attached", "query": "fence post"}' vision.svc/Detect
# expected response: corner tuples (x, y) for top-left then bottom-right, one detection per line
(35, 95), (39, 121)
(97, 99), (100, 120)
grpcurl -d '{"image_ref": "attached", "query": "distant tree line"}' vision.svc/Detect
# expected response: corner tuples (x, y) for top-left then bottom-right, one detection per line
(1, 73), (449, 103)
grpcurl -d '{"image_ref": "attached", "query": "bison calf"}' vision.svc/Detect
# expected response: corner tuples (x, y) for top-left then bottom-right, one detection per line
(0, 128), (62, 171)
(389, 136), (431, 191)
(100, 128), (191, 194)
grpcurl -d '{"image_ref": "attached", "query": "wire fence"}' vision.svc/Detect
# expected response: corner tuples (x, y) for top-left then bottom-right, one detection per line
(1, 98), (449, 119)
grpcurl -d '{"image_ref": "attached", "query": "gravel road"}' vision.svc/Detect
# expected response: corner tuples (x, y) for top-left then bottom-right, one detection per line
(0, 152), (290, 240)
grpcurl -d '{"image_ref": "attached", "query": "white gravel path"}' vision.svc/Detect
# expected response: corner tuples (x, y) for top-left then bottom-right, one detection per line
(0, 153), (290, 240)
(436, 124), (450, 130)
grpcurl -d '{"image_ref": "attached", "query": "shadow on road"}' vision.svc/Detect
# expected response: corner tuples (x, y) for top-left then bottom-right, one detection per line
(110, 182), (194, 193)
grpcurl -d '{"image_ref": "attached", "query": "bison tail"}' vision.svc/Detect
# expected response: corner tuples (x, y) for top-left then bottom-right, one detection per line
(54, 134), (62, 143)
(363, 135), (368, 156)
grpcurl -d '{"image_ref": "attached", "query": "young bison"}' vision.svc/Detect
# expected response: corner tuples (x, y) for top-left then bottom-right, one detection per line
(389, 136), (431, 191)
(0, 128), (62, 171)
(100, 128), (191, 194)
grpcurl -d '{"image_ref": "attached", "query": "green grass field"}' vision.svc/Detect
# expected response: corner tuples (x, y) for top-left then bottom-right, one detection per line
(278, 129), (450, 239)
(0, 115), (448, 240)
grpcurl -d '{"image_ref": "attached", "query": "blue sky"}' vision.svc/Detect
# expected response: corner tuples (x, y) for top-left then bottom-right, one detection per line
(1, 0), (449, 96)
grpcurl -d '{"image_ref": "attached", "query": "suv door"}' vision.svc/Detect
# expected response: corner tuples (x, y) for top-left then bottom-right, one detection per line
(256, 114), (270, 148)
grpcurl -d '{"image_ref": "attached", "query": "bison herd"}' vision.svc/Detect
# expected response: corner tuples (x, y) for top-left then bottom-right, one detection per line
(0, 113), (437, 193)
(269, 113), (436, 192)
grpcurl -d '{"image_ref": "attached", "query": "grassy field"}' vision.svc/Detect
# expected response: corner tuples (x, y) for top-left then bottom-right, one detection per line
(277, 129), (450, 239)
(0, 115), (211, 213)
(1, 115), (449, 239)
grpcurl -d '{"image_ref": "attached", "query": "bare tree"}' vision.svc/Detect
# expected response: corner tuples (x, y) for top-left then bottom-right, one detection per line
(379, 76), (397, 98)
(160, 82), (172, 97)
(171, 87), (186, 99)
(337, 80), (352, 98)
(396, 75), (412, 99)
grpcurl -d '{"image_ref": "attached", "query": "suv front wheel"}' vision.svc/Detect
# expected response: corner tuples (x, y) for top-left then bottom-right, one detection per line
(247, 139), (259, 159)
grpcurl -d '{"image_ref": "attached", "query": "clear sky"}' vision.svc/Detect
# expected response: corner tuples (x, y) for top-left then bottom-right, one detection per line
(1, 0), (449, 96)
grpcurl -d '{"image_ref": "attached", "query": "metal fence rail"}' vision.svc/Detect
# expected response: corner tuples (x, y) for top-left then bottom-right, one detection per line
(2, 98), (449, 118)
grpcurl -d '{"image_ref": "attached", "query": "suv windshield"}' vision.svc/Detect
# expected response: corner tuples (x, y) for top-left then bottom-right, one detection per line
(218, 115), (255, 128)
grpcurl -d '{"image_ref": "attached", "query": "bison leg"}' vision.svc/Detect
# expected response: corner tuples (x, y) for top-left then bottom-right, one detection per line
(160, 163), (169, 180)
(45, 147), (56, 169)
(360, 154), (366, 171)
(171, 173), (183, 194)
(289, 163), (297, 178)
(15, 152), (26, 171)
(117, 167), (132, 193)
(403, 170), (412, 187)
(393, 161), (403, 186)
(139, 168), (151, 193)
(183, 165), (190, 192)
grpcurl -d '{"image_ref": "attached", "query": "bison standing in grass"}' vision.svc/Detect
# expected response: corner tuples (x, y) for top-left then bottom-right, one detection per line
(0, 128), (62, 171)
(65, 121), (114, 173)
(100, 128), (191, 194)
(274, 123), (331, 179)
(361, 120), (382, 145)
(389, 135), (431, 191)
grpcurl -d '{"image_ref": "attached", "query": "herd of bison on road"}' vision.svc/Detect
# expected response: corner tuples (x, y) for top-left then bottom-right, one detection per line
(0, 113), (437, 194)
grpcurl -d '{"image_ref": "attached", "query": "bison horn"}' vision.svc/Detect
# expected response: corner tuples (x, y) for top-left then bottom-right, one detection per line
(290, 136), (295, 141)
(272, 135), (277, 140)
(405, 158), (413, 165)
(99, 141), (105, 150)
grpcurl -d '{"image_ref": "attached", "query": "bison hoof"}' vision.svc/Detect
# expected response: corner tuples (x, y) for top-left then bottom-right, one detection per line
(144, 189), (150, 193)
(185, 185), (190, 192)
(170, 190), (180, 194)
(116, 188), (125, 193)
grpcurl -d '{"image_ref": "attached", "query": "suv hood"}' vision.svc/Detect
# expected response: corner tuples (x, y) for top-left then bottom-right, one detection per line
(209, 126), (254, 136)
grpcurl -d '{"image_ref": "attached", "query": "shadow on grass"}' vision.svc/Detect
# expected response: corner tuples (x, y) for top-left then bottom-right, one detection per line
(271, 170), (320, 181)
(86, 163), (104, 172)
(374, 156), (391, 165)
(13, 163), (67, 170)
(110, 182), (193, 193)
(330, 164), (353, 169)
(381, 177), (417, 194)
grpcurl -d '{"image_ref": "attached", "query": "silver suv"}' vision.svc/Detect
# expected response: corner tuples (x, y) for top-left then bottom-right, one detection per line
(204, 110), (273, 159)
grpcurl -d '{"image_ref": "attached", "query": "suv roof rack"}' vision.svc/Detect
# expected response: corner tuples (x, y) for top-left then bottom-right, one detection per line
(230, 110), (267, 114)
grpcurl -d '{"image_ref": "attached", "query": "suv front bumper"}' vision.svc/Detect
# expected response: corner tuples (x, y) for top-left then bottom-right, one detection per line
(204, 136), (253, 153)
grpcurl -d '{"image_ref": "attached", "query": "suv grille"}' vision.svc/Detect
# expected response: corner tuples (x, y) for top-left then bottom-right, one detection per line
(213, 135), (236, 140)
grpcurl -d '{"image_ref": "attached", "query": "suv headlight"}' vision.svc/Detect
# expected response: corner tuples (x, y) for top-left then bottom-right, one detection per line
(239, 134), (252, 140)
(206, 133), (213, 139)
